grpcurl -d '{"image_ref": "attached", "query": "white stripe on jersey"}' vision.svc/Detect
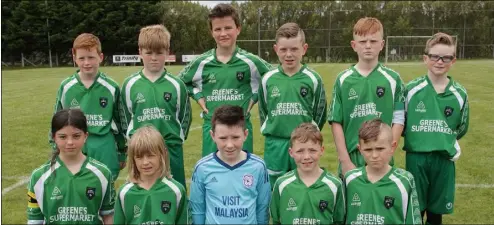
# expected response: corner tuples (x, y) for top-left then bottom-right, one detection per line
(278, 175), (296, 195)
(97, 77), (116, 102)
(125, 75), (141, 113)
(345, 170), (363, 186)
(164, 75), (185, 141)
(119, 182), (135, 218)
(61, 78), (78, 108)
(261, 69), (279, 103)
(193, 56), (214, 95)
(405, 80), (427, 112)
(451, 140), (461, 161)
(86, 163), (109, 211)
(34, 162), (60, 213)
(377, 67), (397, 101)
(449, 85), (465, 110)
(302, 68), (319, 107)
(338, 69), (353, 86)
(389, 174), (408, 223)
(236, 53), (261, 94)
(260, 69), (279, 134)
(162, 177), (182, 210)
(27, 220), (44, 224)
(321, 177), (338, 209)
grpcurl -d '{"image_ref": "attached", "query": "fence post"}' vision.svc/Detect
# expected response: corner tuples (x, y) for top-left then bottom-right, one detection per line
(21, 53), (24, 67)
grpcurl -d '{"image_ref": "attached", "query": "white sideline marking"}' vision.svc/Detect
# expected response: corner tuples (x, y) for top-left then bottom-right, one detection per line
(2, 174), (492, 196)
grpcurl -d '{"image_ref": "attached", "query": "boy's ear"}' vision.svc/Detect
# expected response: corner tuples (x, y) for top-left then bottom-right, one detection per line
(288, 147), (294, 158)
(244, 129), (248, 139)
(273, 44), (278, 53)
(209, 129), (215, 140)
(302, 43), (309, 55)
(391, 140), (397, 154)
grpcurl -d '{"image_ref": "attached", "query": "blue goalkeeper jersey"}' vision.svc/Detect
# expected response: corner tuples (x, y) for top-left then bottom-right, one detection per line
(189, 151), (271, 224)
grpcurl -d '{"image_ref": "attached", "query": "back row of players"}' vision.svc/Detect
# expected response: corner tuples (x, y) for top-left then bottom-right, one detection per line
(27, 3), (469, 225)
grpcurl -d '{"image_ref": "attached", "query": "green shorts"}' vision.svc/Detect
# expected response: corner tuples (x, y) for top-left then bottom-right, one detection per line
(406, 151), (455, 214)
(338, 150), (395, 179)
(166, 142), (186, 190)
(201, 118), (253, 157)
(83, 133), (119, 181)
(263, 136), (296, 186)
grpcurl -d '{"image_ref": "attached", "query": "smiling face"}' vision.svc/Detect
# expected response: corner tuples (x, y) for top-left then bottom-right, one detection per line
(289, 140), (324, 173)
(74, 47), (103, 77)
(424, 44), (456, 77)
(274, 34), (308, 73)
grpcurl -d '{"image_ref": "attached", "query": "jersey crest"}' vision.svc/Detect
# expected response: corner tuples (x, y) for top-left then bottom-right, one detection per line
(163, 92), (172, 102)
(384, 196), (394, 209)
(243, 174), (254, 188)
(319, 200), (328, 212)
(161, 200), (171, 214)
(376, 86), (386, 98)
(444, 106), (454, 117)
(86, 187), (96, 200)
(300, 86), (308, 97)
(236, 71), (245, 81)
(99, 97), (108, 108)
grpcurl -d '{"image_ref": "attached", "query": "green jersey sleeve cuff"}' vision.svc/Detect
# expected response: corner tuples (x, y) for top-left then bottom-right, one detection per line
(192, 92), (204, 101)
(251, 93), (259, 104)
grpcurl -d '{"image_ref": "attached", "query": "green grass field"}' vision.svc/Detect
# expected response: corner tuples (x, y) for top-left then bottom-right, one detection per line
(2, 60), (494, 224)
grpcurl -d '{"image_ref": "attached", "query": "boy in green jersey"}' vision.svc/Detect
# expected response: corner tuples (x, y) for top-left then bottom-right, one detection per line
(50, 33), (127, 181)
(259, 22), (327, 185)
(114, 126), (189, 224)
(328, 17), (406, 177)
(270, 123), (345, 225)
(345, 118), (422, 225)
(121, 25), (192, 188)
(178, 3), (273, 156)
(29, 109), (115, 225)
(404, 32), (469, 225)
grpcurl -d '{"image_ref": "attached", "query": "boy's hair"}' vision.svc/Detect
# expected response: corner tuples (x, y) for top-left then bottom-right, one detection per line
(208, 3), (240, 30)
(275, 22), (305, 43)
(290, 123), (323, 147)
(138, 24), (171, 52)
(358, 118), (392, 144)
(127, 126), (171, 183)
(211, 105), (245, 132)
(72, 33), (102, 55)
(353, 17), (384, 37)
(424, 32), (456, 56)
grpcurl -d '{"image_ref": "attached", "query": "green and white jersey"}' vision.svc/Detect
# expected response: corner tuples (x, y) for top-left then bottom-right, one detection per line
(121, 70), (192, 145)
(178, 46), (273, 120)
(114, 177), (189, 225)
(328, 64), (406, 153)
(270, 169), (345, 225)
(404, 75), (469, 160)
(27, 157), (115, 224)
(259, 65), (328, 138)
(345, 167), (422, 225)
(50, 70), (126, 152)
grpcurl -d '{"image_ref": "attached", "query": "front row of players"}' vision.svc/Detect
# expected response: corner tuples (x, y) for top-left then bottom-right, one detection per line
(28, 106), (420, 224)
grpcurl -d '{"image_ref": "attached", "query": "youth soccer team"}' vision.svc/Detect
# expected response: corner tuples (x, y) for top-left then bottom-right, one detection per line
(26, 3), (469, 225)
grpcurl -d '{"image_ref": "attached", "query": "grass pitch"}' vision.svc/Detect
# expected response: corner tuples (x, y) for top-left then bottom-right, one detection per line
(2, 60), (493, 224)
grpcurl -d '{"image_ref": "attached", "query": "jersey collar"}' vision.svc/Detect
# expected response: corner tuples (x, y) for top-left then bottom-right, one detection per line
(362, 166), (395, 184)
(138, 68), (168, 83)
(425, 74), (454, 96)
(213, 150), (250, 170)
(213, 46), (239, 65)
(278, 64), (308, 77)
(75, 70), (101, 89)
(350, 62), (382, 78)
(56, 155), (89, 177)
(294, 167), (327, 188)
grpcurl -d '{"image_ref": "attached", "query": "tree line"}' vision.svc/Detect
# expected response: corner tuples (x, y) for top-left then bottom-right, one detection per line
(2, 1), (493, 65)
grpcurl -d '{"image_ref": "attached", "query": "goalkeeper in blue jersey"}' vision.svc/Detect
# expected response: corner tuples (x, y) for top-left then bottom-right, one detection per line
(189, 105), (271, 224)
